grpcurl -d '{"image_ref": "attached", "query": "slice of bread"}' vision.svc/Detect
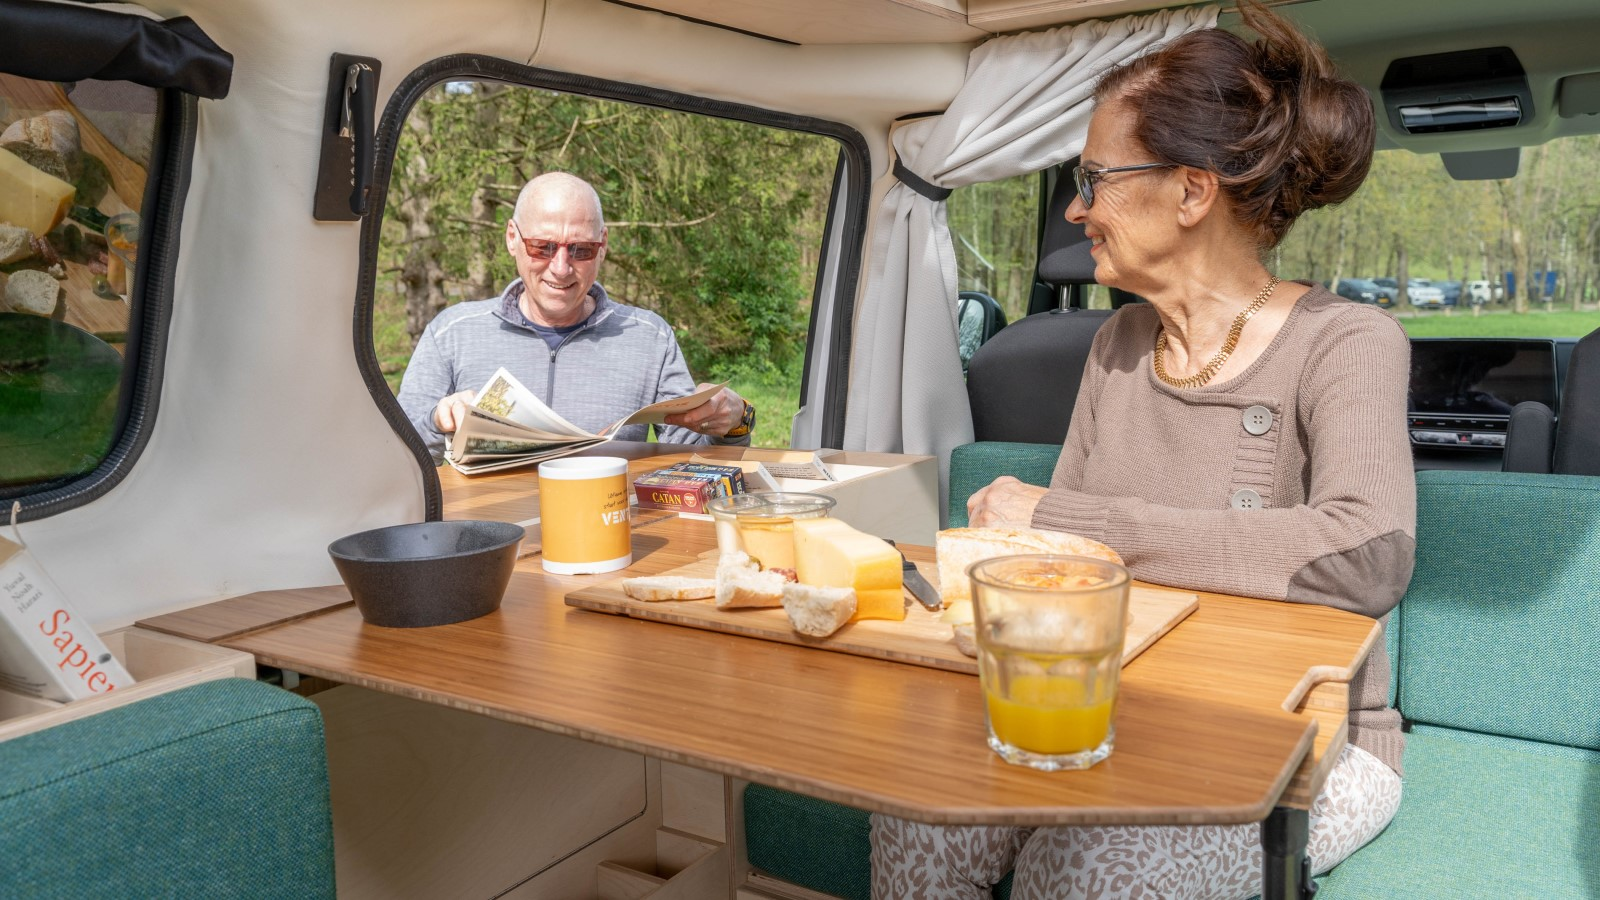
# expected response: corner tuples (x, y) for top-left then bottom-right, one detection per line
(715, 564), (786, 609)
(3, 268), (60, 317)
(621, 575), (715, 602)
(935, 527), (1122, 605)
(782, 583), (856, 637)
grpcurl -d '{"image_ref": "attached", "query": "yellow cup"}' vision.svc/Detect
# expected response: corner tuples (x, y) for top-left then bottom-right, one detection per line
(538, 456), (632, 574)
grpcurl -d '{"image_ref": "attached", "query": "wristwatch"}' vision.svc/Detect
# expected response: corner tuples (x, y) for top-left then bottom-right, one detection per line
(723, 401), (757, 438)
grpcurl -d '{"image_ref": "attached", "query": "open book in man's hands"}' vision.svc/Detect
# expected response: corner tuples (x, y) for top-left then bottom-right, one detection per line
(445, 368), (729, 475)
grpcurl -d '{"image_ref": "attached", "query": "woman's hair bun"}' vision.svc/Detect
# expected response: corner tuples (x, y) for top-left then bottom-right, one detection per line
(1094, 0), (1375, 249)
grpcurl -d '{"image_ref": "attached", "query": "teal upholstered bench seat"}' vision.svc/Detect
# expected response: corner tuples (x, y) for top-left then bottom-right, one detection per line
(1318, 727), (1600, 899)
(0, 677), (336, 899)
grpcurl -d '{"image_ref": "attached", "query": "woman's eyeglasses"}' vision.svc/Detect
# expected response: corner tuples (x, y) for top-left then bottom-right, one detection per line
(1072, 163), (1179, 209)
(510, 221), (605, 261)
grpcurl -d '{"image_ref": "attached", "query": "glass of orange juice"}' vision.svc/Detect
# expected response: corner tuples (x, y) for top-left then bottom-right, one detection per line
(969, 554), (1130, 771)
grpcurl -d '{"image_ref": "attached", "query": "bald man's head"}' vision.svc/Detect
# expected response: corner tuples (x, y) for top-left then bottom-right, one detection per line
(505, 172), (609, 328)
(513, 172), (605, 230)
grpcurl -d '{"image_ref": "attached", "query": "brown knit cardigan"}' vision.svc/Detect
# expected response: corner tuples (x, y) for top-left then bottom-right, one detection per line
(1031, 285), (1414, 773)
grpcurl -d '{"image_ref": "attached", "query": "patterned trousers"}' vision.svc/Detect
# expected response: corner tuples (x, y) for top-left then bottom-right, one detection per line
(870, 744), (1401, 900)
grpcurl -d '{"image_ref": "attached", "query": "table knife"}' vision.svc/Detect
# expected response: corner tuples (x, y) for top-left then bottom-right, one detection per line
(887, 540), (943, 612)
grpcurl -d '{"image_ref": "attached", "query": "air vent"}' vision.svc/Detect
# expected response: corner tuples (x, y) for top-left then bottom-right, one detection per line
(1381, 47), (1533, 135)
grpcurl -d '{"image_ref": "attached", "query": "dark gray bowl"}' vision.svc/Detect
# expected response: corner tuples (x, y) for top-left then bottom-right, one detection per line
(328, 521), (525, 628)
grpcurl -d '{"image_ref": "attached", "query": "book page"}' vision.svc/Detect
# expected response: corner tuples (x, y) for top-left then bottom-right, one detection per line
(474, 368), (593, 438)
(610, 381), (730, 431)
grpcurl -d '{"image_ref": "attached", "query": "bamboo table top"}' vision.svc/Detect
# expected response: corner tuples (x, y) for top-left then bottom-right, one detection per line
(221, 512), (1379, 827)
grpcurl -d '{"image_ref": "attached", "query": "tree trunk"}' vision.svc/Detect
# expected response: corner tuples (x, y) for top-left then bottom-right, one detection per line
(1511, 225), (1531, 314)
(1395, 234), (1409, 307)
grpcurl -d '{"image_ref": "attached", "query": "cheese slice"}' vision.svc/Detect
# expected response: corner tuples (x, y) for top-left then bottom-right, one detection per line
(0, 146), (75, 235)
(792, 518), (904, 622)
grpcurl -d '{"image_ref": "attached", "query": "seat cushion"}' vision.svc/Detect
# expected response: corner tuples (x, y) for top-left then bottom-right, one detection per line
(0, 678), (335, 899)
(948, 441), (1061, 527)
(743, 784), (1014, 899)
(1317, 727), (1600, 899)
(1399, 471), (1600, 749)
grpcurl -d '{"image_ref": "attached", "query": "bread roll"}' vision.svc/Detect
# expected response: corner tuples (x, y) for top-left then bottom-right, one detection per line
(0, 223), (34, 265)
(782, 583), (856, 637)
(0, 110), (80, 181)
(621, 575), (715, 602)
(3, 268), (60, 317)
(714, 551), (784, 609)
(935, 527), (1121, 605)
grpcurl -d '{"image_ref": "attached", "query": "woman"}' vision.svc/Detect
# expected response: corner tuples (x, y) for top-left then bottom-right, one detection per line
(871, 3), (1412, 898)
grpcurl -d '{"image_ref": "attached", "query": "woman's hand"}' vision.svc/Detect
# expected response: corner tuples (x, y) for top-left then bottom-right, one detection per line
(967, 476), (1049, 528)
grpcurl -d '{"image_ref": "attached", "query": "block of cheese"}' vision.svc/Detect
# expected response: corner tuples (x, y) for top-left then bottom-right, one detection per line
(0, 145), (76, 235)
(791, 518), (904, 622)
(935, 527), (1122, 605)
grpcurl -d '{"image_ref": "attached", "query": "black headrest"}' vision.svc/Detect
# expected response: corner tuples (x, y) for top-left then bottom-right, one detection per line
(1036, 159), (1097, 286)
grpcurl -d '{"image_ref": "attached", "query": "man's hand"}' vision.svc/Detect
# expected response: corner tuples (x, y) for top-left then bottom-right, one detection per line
(967, 476), (1049, 528)
(663, 384), (747, 437)
(432, 390), (476, 433)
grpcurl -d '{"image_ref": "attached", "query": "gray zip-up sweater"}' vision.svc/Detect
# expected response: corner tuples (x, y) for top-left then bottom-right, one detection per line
(397, 280), (749, 461)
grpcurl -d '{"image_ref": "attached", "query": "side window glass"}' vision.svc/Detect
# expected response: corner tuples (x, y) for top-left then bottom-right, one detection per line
(948, 173), (1040, 370)
(1, 75), (157, 492)
(375, 82), (840, 450)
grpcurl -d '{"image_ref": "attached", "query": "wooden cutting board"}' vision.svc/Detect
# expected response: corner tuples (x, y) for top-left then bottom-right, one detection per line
(565, 558), (1198, 675)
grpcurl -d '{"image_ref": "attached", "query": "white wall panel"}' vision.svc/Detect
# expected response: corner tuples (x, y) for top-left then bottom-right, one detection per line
(22, 0), (969, 626)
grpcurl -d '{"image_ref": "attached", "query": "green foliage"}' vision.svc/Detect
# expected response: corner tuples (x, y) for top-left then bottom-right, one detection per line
(948, 174), (1041, 323)
(1278, 136), (1600, 325)
(378, 83), (837, 384)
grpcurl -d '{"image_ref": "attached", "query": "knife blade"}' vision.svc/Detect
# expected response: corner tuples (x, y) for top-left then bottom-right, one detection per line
(886, 540), (943, 612)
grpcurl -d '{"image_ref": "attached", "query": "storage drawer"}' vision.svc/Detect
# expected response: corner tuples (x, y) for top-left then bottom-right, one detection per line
(0, 626), (256, 742)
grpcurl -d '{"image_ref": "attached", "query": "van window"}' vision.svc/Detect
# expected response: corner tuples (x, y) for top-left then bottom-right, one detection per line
(1277, 136), (1600, 340)
(0, 75), (159, 493)
(372, 80), (842, 450)
(948, 173), (1041, 325)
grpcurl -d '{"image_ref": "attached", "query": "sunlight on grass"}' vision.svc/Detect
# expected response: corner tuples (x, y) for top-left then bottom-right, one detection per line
(1396, 307), (1600, 339)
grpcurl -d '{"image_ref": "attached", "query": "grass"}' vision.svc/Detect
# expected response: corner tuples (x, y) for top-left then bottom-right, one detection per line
(1394, 305), (1600, 339)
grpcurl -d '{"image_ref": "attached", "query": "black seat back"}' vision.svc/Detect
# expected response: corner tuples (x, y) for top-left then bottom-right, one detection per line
(1503, 401), (1556, 474)
(967, 308), (1113, 444)
(1554, 328), (1600, 476)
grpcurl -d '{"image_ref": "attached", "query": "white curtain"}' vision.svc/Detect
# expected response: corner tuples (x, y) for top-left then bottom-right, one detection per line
(842, 6), (1218, 517)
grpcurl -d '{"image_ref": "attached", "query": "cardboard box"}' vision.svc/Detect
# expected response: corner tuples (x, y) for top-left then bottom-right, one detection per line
(685, 449), (938, 546)
(0, 626), (256, 743)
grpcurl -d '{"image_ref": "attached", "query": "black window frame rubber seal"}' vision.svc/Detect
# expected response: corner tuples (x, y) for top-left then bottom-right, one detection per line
(356, 54), (871, 521)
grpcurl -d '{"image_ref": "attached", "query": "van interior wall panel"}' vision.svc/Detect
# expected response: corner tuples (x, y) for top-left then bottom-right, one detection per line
(22, 0), (546, 627)
(535, 0), (970, 167)
(21, 0), (974, 627)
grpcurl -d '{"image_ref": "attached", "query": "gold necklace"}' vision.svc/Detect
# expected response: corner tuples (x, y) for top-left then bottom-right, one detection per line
(1153, 276), (1280, 389)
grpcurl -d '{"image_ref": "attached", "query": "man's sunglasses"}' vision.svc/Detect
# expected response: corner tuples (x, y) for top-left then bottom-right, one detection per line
(510, 221), (605, 261)
(1072, 163), (1178, 209)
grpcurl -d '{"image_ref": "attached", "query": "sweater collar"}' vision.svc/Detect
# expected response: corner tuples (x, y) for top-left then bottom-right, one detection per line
(494, 279), (613, 333)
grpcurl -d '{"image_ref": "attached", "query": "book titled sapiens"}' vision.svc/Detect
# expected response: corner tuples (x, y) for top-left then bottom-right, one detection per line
(0, 521), (134, 703)
(445, 368), (728, 475)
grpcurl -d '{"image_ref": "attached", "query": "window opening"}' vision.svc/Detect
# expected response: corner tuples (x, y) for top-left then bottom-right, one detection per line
(372, 80), (846, 456)
(0, 75), (161, 494)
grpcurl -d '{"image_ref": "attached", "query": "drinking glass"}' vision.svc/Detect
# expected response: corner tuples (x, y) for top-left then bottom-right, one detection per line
(969, 554), (1130, 771)
(706, 491), (834, 570)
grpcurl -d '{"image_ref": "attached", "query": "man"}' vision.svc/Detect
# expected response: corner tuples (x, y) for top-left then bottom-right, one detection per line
(397, 172), (755, 461)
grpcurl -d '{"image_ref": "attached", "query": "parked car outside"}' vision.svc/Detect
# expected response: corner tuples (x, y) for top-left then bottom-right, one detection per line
(1465, 280), (1494, 305)
(1439, 280), (1463, 307)
(1327, 277), (1393, 307)
(1408, 278), (1446, 307)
